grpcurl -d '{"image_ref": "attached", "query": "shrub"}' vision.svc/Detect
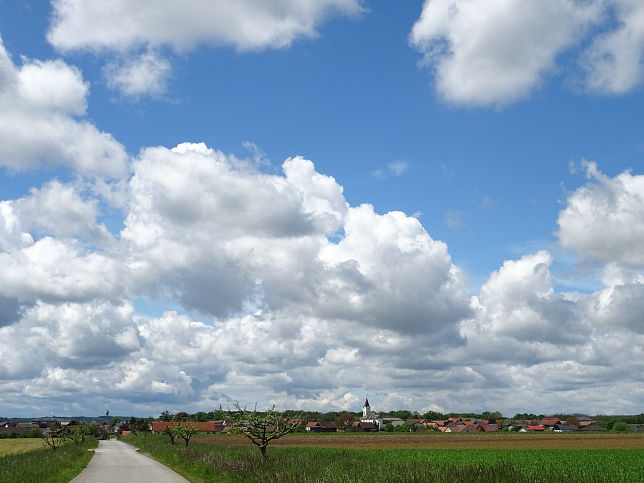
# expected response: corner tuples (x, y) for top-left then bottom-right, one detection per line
(612, 421), (630, 432)
(19, 427), (42, 438)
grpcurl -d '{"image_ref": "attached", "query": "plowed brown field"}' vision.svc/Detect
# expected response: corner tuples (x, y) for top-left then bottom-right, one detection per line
(193, 432), (644, 450)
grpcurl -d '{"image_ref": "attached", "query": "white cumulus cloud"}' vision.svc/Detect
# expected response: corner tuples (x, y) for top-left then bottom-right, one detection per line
(581, 0), (644, 94)
(409, 0), (601, 107)
(1, 136), (643, 416)
(47, 0), (363, 98)
(0, 38), (128, 177)
(558, 162), (644, 266)
(48, 0), (364, 52)
(104, 51), (172, 100)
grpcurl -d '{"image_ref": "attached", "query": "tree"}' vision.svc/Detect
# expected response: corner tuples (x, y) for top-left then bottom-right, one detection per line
(19, 427), (42, 438)
(135, 419), (151, 437)
(395, 423), (416, 432)
(173, 422), (199, 447)
(67, 425), (88, 444)
(334, 411), (355, 431)
(163, 426), (176, 445)
(42, 429), (67, 452)
(612, 421), (630, 432)
(231, 402), (300, 459)
(482, 411), (503, 422)
(423, 410), (444, 421)
(173, 411), (191, 422)
(85, 422), (100, 438)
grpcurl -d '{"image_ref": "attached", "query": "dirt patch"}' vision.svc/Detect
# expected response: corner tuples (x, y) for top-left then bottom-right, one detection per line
(193, 432), (644, 450)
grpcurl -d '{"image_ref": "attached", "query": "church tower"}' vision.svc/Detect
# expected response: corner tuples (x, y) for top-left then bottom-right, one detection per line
(362, 398), (371, 418)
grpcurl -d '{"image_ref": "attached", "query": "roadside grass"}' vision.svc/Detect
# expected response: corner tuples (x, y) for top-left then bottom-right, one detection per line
(0, 437), (98, 483)
(125, 434), (644, 482)
(0, 439), (44, 456)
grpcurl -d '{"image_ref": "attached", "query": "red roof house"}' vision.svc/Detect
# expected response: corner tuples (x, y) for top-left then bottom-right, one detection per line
(151, 421), (218, 434)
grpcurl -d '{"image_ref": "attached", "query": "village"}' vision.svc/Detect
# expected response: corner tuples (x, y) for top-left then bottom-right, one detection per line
(4, 399), (641, 439)
(149, 399), (630, 435)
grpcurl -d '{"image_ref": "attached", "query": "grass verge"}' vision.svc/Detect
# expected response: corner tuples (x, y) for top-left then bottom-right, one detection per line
(125, 434), (644, 482)
(0, 437), (98, 483)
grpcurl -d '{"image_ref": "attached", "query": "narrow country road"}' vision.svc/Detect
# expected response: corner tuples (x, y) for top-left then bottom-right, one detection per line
(71, 439), (189, 483)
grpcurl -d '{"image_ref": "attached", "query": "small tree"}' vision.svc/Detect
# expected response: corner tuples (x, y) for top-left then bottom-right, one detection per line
(85, 422), (100, 438)
(334, 411), (355, 431)
(612, 421), (630, 432)
(135, 419), (151, 437)
(173, 422), (199, 447)
(231, 402), (300, 459)
(163, 426), (176, 445)
(42, 429), (67, 451)
(19, 427), (42, 438)
(67, 425), (87, 444)
(173, 411), (192, 422)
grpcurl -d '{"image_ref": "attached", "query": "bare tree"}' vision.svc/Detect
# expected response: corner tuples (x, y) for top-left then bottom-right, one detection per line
(231, 401), (300, 459)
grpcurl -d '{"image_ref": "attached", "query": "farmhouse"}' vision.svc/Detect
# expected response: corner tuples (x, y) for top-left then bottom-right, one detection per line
(579, 424), (607, 431)
(577, 417), (597, 427)
(553, 422), (578, 432)
(354, 421), (378, 432)
(539, 417), (561, 428)
(380, 418), (405, 428)
(305, 421), (337, 432)
(151, 421), (222, 434)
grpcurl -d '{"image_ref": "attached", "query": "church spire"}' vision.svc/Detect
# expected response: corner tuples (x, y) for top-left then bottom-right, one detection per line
(364, 398), (370, 408)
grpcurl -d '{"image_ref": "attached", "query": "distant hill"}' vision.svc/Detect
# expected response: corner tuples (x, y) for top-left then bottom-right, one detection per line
(0, 416), (133, 423)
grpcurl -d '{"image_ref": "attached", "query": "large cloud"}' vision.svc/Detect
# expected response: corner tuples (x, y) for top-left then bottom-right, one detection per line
(581, 0), (644, 94)
(122, 142), (469, 331)
(409, 0), (644, 106)
(409, 0), (601, 106)
(1, 138), (643, 416)
(0, 141), (476, 415)
(464, 251), (583, 345)
(0, 38), (128, 177)
(455, 248), (644, 415)
(47, 0), (363, 99)
(558, 163), (644, 336)
(48, 0), (363, 52)
(558, 162), (644, 267)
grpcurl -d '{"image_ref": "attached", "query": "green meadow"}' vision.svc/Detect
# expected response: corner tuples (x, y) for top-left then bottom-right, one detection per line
(0, 437), (97, 483)
(0, 439), (44, 457)
(124, 433), (644, 482)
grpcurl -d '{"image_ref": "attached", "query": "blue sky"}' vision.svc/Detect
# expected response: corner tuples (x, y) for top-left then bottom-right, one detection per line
(0, 1), (643, 418)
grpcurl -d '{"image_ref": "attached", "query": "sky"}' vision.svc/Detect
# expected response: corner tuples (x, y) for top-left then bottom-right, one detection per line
(0, 0), (643, 418)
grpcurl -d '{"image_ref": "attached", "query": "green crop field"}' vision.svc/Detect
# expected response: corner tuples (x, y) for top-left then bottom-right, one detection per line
(0, 439), (44, 456)
(124, 433), (644, 482)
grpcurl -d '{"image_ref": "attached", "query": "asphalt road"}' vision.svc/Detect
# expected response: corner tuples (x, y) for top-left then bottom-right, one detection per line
(71, 439), (189, 483)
